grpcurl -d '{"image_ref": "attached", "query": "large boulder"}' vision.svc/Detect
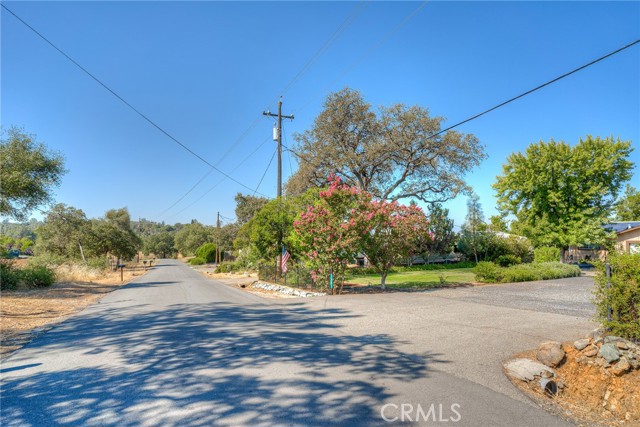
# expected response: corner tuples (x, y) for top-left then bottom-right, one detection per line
(537, 341), (565, 367)
(599, 344), (621, 363)
(505, 358), (555, 381)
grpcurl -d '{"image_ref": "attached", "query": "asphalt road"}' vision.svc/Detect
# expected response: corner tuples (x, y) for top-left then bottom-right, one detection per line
(1, 260), (597, 427)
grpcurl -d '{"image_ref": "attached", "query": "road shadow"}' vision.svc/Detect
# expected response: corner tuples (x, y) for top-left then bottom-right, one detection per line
(1, 299), (448, 426)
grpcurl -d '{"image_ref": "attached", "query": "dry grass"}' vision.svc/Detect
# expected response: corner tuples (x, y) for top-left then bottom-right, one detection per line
(52, 263), (107, 282)
(0, 267), (147, 359)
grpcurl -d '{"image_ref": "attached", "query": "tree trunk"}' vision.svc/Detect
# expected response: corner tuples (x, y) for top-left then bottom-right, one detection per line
(78, 242), (86, 263)
(381, 271), (387, 291)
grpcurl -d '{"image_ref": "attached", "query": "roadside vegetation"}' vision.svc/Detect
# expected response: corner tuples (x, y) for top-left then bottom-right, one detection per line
(594, 253), (640, 340)
(1, 97), (637, 301)
(0, 261), (55, 290)
(473, 261), (580, 284)
(346, 268), (475, 289)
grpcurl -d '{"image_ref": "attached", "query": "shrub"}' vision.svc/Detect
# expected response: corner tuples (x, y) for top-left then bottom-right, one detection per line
(1, 261), (56, 289)
(0, 261), (20, 290)
(397, 261), (477, 272)
(195, 243), (217, 263)
(474, 261), (502, 282)
(27, 253), (67, 269)
(19, 266), (56, 288)
(189, 257), (206, 265)
(216, 261), (238, 273)
(495, 254), (521, 267)
(87, 257), (109, 270)
(534, 246), (560, 263)
(594, 254), (640, 340)
(475, 261), (580, 283)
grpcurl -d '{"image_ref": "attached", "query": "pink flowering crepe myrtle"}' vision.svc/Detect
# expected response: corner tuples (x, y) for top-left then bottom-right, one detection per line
(294, 174), (432, 292)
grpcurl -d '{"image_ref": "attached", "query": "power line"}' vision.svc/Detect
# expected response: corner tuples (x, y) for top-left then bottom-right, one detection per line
(253, 148), (277, 197)
(2, 4), (263, 196)
(162, 136), (273, 221)
(278, 1), (369, 99)
(154, 168), (214, 218)
(293, 1), (429, 115)
(283, 122), (294, 179)
(285, 38), (640, 162)
(219, 214), (236, 223)
(152, 3), (370, 213)
(429, 39), (640, 138)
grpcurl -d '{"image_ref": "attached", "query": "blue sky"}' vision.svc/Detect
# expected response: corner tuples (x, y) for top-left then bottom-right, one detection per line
(2, 1), (639, 229)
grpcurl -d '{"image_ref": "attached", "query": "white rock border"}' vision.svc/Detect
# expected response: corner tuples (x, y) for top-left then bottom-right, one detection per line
(253, 281), (326, 298)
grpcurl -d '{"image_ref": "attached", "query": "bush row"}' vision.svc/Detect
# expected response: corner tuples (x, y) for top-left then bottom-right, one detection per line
(594, 253), (640, 341)
(474, 261), (580, 283)
(1, 261), (56, 290)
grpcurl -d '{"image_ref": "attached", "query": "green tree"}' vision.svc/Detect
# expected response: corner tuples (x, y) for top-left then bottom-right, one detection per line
(493, 136), (634, 247)
(0, 127), (66, 220)
(0, 218), (40, 241)
(458, 193), (488, 263)
(419, 203), (455, 260)
(615, 185), (640, 221)
(90, 208), (141, 264)
(234, 193), (269, 225)
(287, 88), (486, 203)
(174, 221), (211, 256)
(143, 231), (176, 258)
(247, 198), (299, 261)
(212, 222), (239, 259)
(36, 203), (91, 261)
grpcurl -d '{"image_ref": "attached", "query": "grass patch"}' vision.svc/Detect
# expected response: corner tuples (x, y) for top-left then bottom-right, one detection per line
(345, 268), (475, 288)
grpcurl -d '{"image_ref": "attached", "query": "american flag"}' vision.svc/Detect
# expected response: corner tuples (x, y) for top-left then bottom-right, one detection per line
(281, 246), (291, 274)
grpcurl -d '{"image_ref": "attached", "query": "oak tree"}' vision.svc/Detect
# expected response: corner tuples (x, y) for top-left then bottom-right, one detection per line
(287, 88), (485, 203)
(0, 127), (66, 220)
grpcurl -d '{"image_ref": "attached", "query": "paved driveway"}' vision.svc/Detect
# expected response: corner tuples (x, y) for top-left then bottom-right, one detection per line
(1, 260), (596, 426)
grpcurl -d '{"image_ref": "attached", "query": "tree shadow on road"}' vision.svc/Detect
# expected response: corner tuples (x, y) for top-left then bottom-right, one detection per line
(2, 299), (449, 426)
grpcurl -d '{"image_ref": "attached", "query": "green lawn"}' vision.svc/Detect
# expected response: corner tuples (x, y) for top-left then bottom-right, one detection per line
(345, 268), (476, 289)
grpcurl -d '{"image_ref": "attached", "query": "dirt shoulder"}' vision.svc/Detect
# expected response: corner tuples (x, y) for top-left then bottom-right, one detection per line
(1, 268), (147, 359)
(506, 339), (640, 427)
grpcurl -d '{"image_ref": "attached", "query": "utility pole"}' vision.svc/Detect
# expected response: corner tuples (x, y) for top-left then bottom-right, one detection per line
(263, 97), (294, 198)
(216, 211), (221, 265)
(263, 97), (294, 280)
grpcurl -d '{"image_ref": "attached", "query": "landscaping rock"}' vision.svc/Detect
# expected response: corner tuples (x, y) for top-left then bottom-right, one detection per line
(583, 346), (599, 357)
(537, 341), (565, 367)
(505, 358), (555, 381)
(616, 341), (629, 350)
(574, 338), (591, 351)
(611, 357), (631, 376)
(599, 344), (621, 363)
(604, 336), (624, 344)
(253, 282), (326, 297)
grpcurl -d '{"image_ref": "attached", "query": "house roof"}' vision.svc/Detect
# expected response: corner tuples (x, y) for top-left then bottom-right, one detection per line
(605, 222), (640, 234)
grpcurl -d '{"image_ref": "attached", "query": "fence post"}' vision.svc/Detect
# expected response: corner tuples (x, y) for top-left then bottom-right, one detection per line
(605, 262), (612, 323)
